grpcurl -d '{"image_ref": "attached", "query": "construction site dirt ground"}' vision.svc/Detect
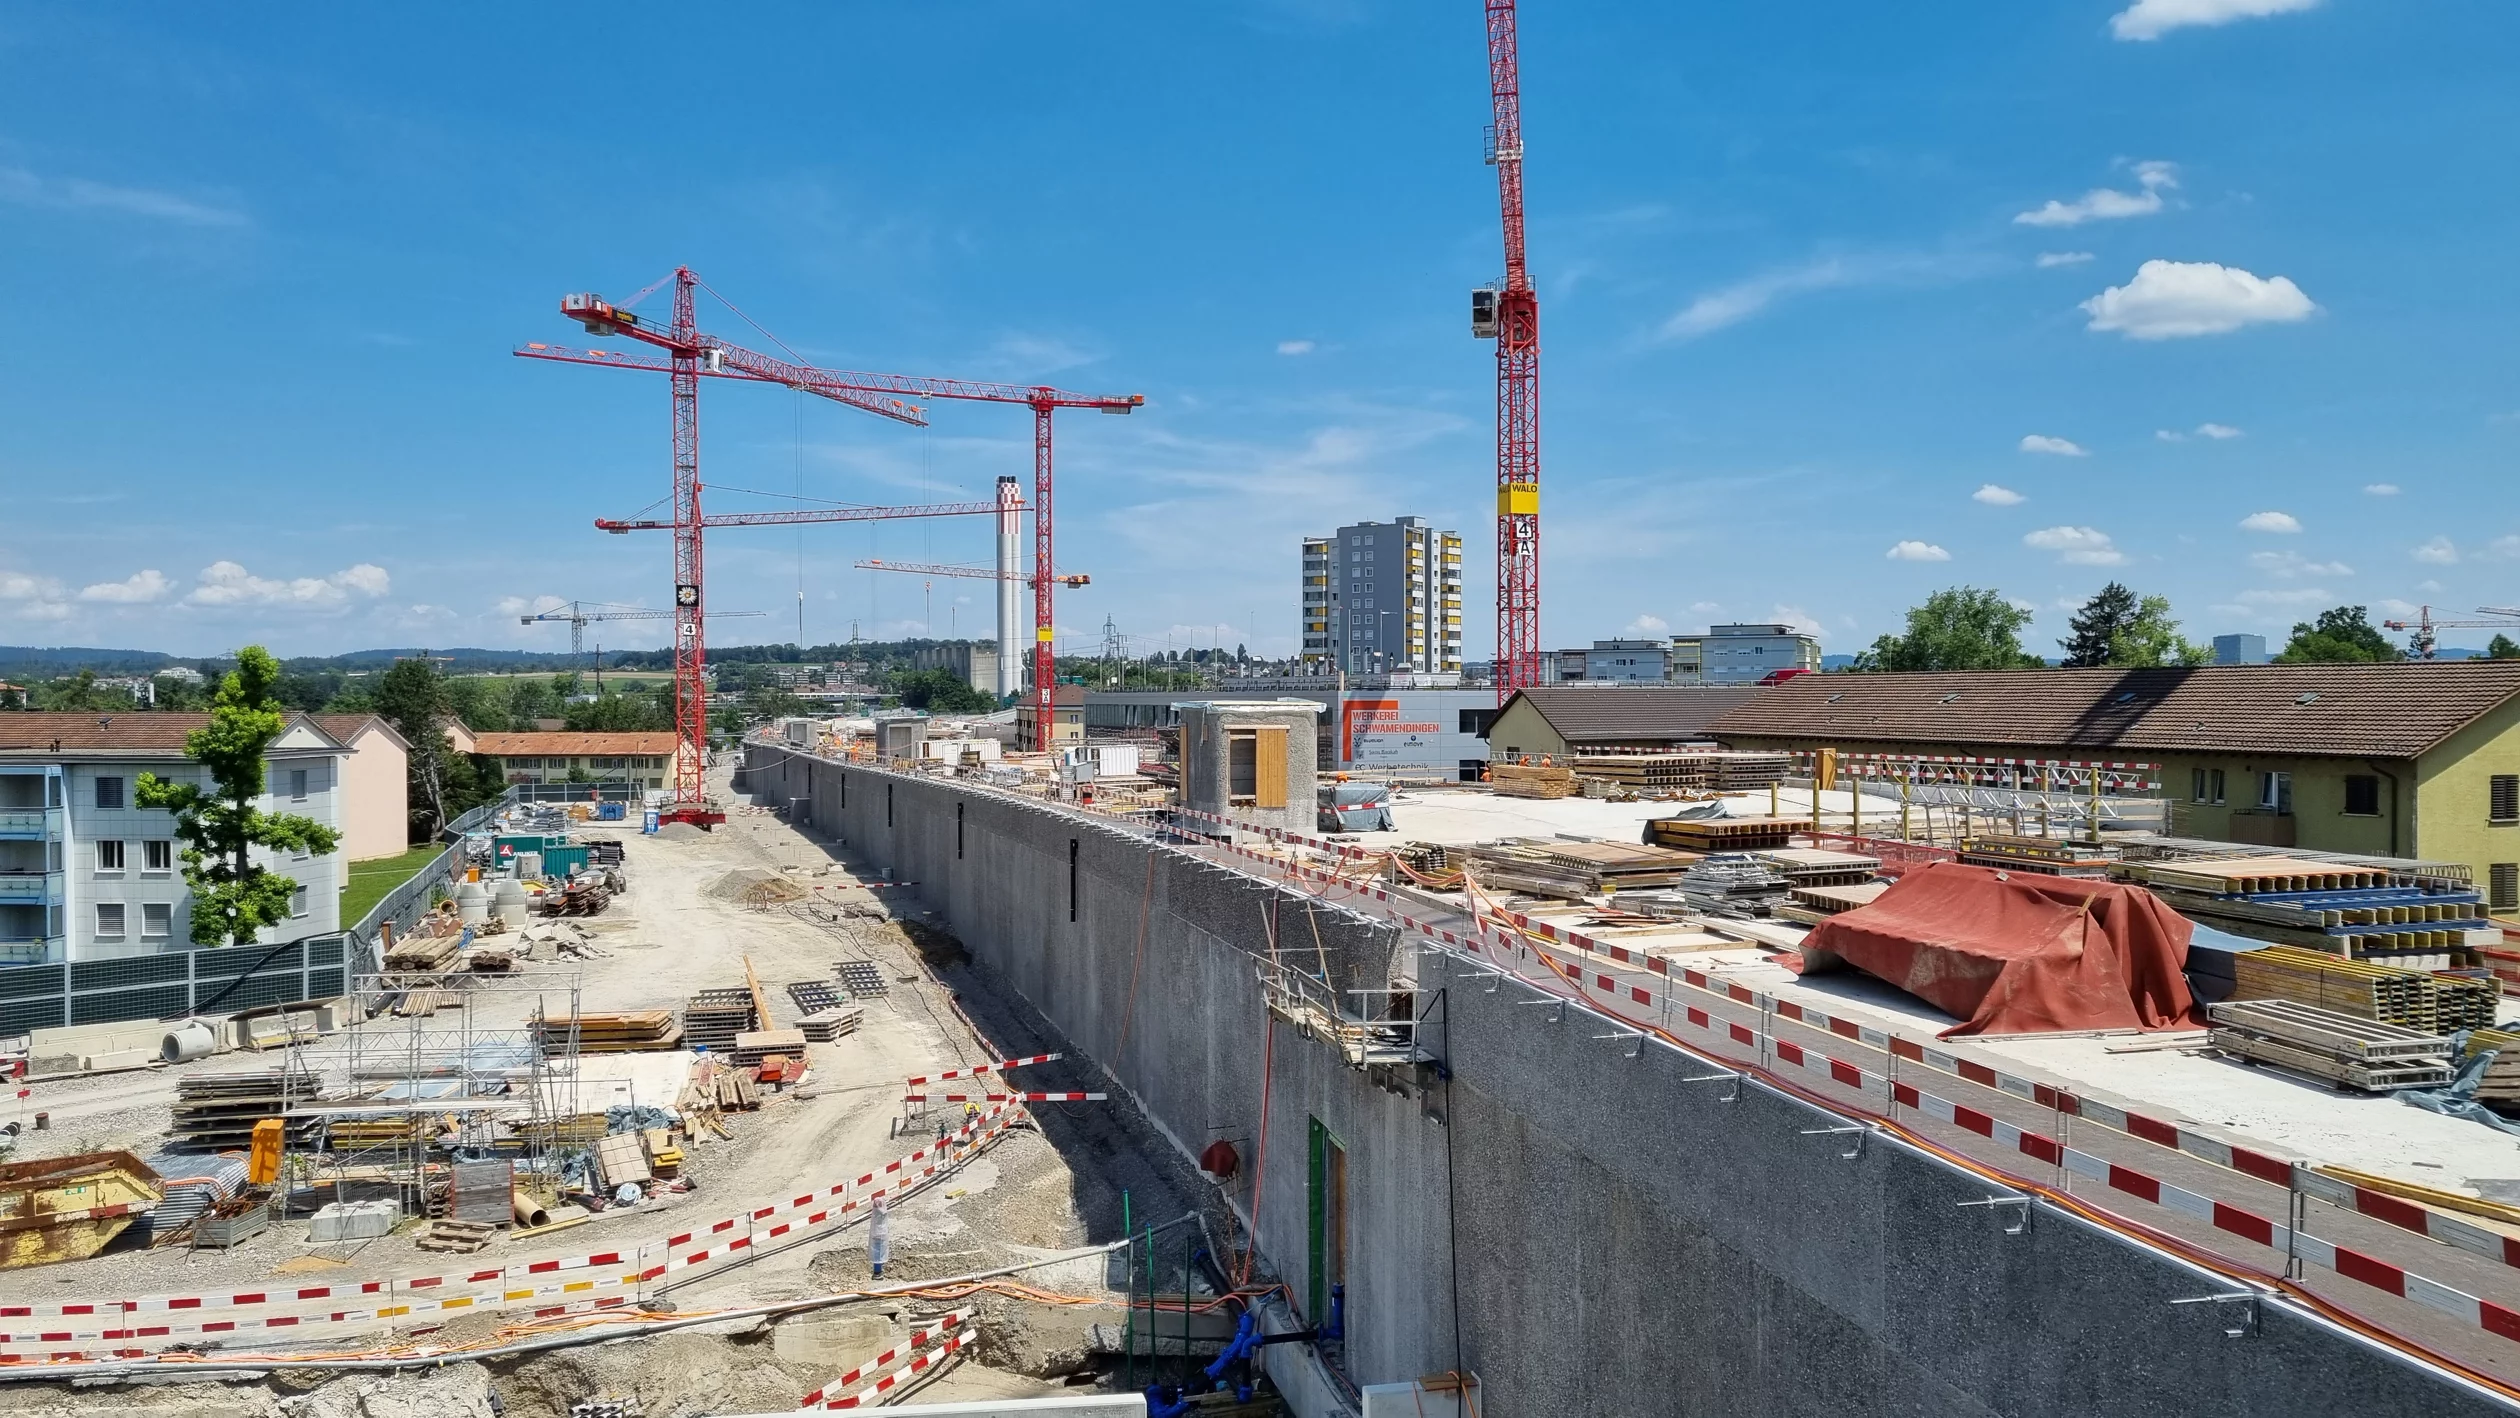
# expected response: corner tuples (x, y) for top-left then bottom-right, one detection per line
(0, 767), (1230, 1417)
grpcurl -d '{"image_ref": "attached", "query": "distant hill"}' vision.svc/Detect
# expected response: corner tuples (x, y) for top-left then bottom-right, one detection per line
(0, 645), (187, 676)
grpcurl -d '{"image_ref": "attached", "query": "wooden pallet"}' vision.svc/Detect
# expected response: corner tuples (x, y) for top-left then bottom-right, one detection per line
(1644, 816), (1796, 852)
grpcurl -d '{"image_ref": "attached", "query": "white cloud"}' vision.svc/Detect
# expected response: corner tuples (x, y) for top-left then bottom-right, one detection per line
(1972, 483), (2026, 506)
(1886, 540), (1952, 562)
(2111, 0), (2320, 42)
(1661, 259), (1855, 339)
(2196, 422), (2243, 439)
(2081, 260), (2316, 340)
(2492, 536), (2520, 561)
(2024, 525), (2127, 566)
(1276, 340), (1316, 356)
(2418, 580), (2444, 593)
(2249, 550), (2351, 577)
(78, 569), (172, 604)
(2036, 251), (2096, 268)
(2155, 429), (2187, 443)
(498, 594), (573, 618)
(2412, 536), (2460, 565)
(0, 166), (248, 227)
(0, 571), (69, 622)
(2238, 510), (2301, 533)
(1688, 600), (1723, 613)
(186, 560), (392, 608)
(2364, 483), (2400, 496)
(2019, 434), (2089, 457)
(1623, 613), (1670, 635)
(2014, 161), (2178, 228)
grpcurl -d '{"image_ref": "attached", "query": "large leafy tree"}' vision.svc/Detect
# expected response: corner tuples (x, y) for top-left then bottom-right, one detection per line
(2273, 606), (2405, 664)
(368, 657), (501, 840)
(2487, 633), (2520, 661)
(137, 647), (342, 947)
(1854, 587), (2043, 672)
(890, 667), (995, 714)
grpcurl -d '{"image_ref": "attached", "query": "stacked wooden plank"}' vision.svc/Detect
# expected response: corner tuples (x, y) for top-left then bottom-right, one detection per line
(798, 1008), (862, 1043)
(2128, 858), (2490, 964)
(1752, 847), (1881, 889)
(1959, 835), (2118, 878)
(2475, 1053), (2520, 1115)
(2226, 946), (2498, 1031)
(1644, 816), (1796, 853)
(2207, 998), (2452, 1091)
(1453, 840), (1699, 899)
(535, 1009), (683, 1055)
(730, 1028), (808, 1067)
(681, 990), (758, 1052)
(169, 1071), (320, 1152)
(1489, 762), (1579, 799)
(383, 933), (463, 973)
(1567, 752), (1793, 793)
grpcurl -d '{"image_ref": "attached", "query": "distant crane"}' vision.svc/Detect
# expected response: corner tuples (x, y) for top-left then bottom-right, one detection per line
(526, 289), (1144, 751)
(1474, 0), (1543, 703)
(515, 268), (929, 823)
(856, 559), (1091, 588)
(519, 601), (767, 668)
(2380, 605), (2520, 660)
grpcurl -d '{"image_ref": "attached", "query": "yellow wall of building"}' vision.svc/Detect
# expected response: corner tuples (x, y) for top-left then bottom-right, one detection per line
(2413, 693), (2520, 898)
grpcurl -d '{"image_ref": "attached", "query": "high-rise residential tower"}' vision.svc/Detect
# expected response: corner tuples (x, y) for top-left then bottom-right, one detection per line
(1301, 518), (1463, 675)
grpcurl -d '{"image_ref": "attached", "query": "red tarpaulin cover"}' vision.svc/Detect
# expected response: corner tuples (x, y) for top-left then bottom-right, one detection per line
(1798, 862), (2201, 1038)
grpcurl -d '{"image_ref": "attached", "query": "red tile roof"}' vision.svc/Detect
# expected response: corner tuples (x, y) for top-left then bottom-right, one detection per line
(0, 711), (344, 756)
(1707, 662), (2520, 760)
(1501, 686), (1764, 745)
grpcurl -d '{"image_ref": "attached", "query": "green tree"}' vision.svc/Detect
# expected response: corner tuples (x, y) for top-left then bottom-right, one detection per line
(2273, 606), (2405, 664)
(1853, 587), (2043, 672)
(0, 685), (21, 711)
(2060, 583), (2139, 668)
(890, 668), (994, 714)
(565, 688), (672, 732)
(369, 657), (470, 842)
(2108, 594), (2211, 668)
(740, 684), (810, 722)
(34, 669), (116, 711)
(2488, 633), (2520, 661)
(150, 674), (210, 711)
(506, 676), (563, 728)
(136, 647), (342, 948)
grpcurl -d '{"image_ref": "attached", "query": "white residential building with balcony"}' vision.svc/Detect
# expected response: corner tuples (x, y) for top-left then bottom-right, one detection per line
(0, 713), (348, 964)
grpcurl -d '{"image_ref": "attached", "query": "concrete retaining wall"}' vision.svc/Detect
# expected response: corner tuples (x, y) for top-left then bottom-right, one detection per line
(744, 746), (2517, 1418)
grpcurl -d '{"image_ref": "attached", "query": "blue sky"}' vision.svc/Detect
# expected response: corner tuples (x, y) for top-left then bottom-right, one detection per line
(3, 1), (2515, 663)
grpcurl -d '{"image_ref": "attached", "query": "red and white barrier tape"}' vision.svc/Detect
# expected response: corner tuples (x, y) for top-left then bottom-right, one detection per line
(901, 1092), (1104, 1104)
(904, 1053), (1061, 1086)
(815, 1329), (973, 1409)
(1174, 806), (2520, 1338)
(797, 1308), (974, 1408)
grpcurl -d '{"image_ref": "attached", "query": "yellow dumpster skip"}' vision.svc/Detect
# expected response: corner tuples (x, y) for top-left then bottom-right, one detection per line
(0, 1150), (163, 1268)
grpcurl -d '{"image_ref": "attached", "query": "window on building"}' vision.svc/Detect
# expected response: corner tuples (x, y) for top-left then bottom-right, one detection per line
(94, 776), (124, 810)
(289, 768), (309, 801)
(95, 902), (126, 938)
(2493, 775), (2520, 825)
(2191, 768), (2226, 804)
(2495, 864), (2520, 913)
(289, 885), (308, 919)
(2257, 771), (2292, 814)
(2343, 775), (2381, 817)
(144, 839), (172, 872)
(96, 839), (125, 871)
(141, 903), (171, 939)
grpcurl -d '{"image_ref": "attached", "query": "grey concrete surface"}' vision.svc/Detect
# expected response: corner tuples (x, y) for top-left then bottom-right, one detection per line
(744, 746), (2519, 1418)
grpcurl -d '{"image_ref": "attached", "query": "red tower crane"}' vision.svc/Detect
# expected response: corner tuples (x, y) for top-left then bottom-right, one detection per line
(512, 270), (930, 822)
(521, 284), (1143, 752)
(2380, 605), (2520, 660)
(857, 558), (1092, 588)
(1474, 0), (1543, 702)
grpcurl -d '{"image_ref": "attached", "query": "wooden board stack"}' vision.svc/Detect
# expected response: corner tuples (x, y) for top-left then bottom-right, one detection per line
(1568, 751), (1793, 793)
(2229, 946), (2497, 1033)
(1454, 840), (1700, 899)
(169, 1071), (320, 1152)
(536, 1009), (683, 1055)
(1488, 762), (1579, 799)
(2207, 997), (2452, 1091)
(798, 1008), (863, 1043)
(1644, 816), (1797, 853)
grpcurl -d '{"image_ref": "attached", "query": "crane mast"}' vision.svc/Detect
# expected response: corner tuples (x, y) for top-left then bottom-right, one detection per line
(1479, 0), (1543, 702)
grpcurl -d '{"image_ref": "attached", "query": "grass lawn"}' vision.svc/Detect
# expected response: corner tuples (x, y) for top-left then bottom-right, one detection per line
(339, 843), (449, 927)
